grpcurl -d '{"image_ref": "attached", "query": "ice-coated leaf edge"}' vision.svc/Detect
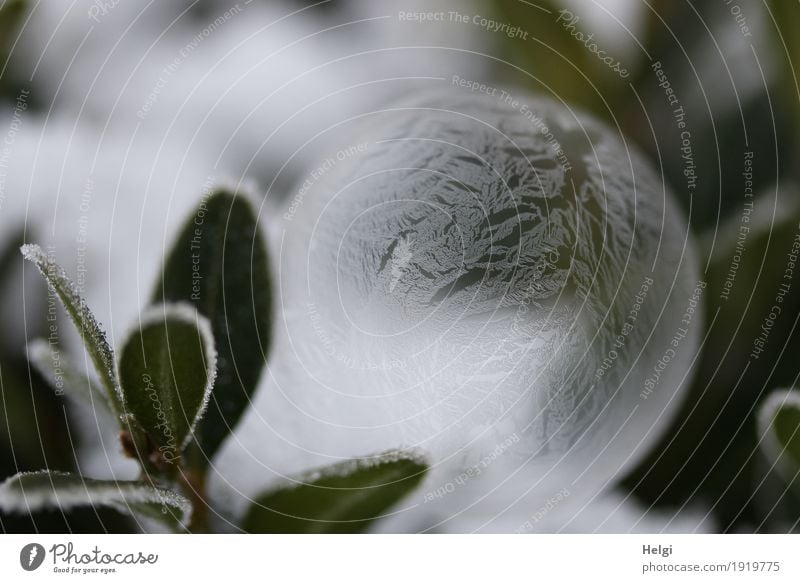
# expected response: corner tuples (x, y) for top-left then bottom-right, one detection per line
(20, 244), (123, 415)
(27, 338), (111, 413)
(205, 177), (261, 204)
(0, 470), (191, 523)
(256, 448), (429, 496)
(757, 389), (800, 480)
(118, 302), (218, 451)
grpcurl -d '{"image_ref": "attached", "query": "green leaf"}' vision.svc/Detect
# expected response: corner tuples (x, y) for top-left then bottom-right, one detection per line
(757, 390), (800, 484)
(27, 338), (111, 413)
(700, 189), (800, 387)
(0, 470), (191, 525)
(20, 244), (122, 416)
(152, 189), (271, 462)
(243, 451), (428, 533)
(118, 304), (216, 461)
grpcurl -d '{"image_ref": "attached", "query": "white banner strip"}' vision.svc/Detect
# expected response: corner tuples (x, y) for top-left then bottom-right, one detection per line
(1, 534), (797, 582)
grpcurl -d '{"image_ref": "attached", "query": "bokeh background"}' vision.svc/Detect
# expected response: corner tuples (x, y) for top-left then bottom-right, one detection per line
(1, 0), (799, 533)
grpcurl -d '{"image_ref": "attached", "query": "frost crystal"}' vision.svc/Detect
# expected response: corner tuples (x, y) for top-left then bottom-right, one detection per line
(0, 471), (191, 522)
(223, 87), (700, 522)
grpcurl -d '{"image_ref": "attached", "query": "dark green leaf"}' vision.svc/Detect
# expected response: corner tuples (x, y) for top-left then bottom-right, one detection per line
(118, 304), (216, 460)
(152, 189), (271, 462)
(20, 244), (122, 416)
(243, 451), (428, 534)
(0, 470), (191, 525)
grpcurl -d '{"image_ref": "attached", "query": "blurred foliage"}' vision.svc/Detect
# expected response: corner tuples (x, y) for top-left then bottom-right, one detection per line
(489, 0), (800, 531)
(0, 0), (24, 63)
(624, 189), (800, 531)
(767, 0), (800, 138)
(0, 0), (26, 99)
(153, 191), (272, 467)
(118, 306), (216, 466)
(760, 392), (800, 476)
(0, 228), (22, 291)
(0, 233), (134, 533)
(244, 453), (428, 533)
(489, 0), (625, 113)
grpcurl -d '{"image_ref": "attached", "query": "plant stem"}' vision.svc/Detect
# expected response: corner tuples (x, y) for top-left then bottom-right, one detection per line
(180, 467), (210, 533)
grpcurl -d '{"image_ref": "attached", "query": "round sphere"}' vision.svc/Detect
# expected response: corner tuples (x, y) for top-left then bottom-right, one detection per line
(267, 87), (700, 522)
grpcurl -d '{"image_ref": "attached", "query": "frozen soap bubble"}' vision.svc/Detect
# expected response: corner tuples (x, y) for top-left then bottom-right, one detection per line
(229, 86), (700, 523)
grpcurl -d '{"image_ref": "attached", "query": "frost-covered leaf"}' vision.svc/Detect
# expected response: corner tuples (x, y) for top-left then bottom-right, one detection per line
(0, 358), (75, 471)
(27, 339), (110, 413)
(152, 189), (271, 462)
(0, 0), (26, 92)
(768, 0), (800, 124)
(20, 244), (122, 415)
(118, 304), (216, 460)
(757, 390), (800, 484)
(0, 470), (191, 524)
(243, 451), (427, 533)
